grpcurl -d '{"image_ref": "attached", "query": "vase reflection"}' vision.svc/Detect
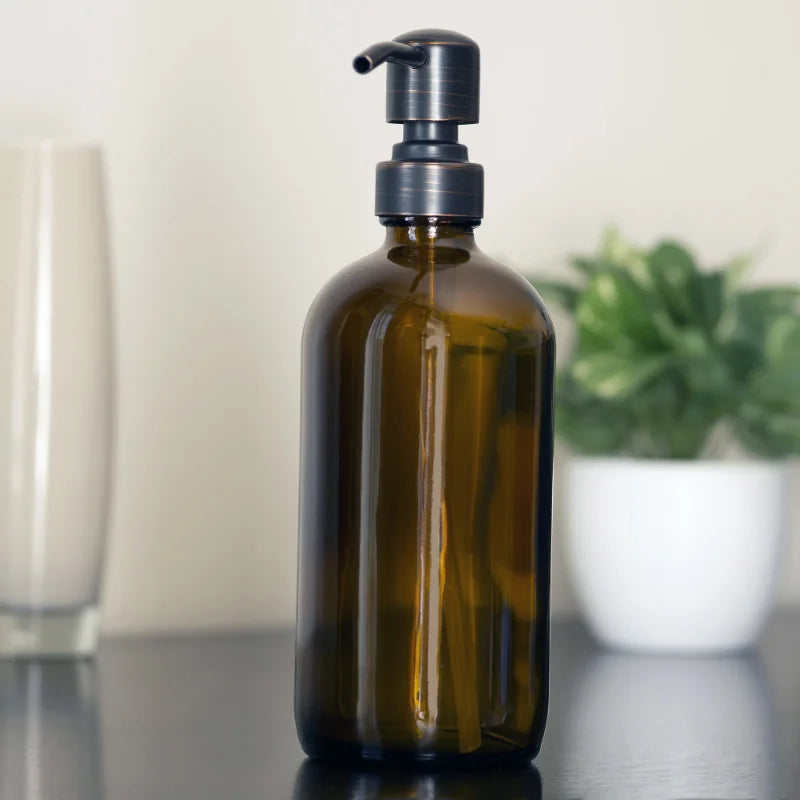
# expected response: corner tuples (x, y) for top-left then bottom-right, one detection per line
(0, 661), (104, 799)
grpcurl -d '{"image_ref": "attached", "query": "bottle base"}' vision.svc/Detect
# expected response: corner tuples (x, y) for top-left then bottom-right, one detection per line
(0, 605), (99, 659)
(298, 730), (541, 769)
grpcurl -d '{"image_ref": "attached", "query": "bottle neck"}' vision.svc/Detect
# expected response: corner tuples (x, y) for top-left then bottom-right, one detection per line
(381, 216), (478, 249)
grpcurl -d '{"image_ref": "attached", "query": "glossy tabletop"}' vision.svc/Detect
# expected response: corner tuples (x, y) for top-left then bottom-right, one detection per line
(1, 614), (798, 799)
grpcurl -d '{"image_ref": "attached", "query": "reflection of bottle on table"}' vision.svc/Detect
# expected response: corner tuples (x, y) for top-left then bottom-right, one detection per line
(292, 759), (542, 800)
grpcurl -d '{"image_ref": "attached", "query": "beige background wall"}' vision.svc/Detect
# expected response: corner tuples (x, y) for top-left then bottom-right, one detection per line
(0, 0), (798, 633)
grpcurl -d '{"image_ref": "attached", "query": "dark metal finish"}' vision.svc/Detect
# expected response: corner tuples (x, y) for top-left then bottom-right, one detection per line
(385, 30), (479, 124)
(390, 123), (468, 164)
(354, 29), (484, 219)
(375, 160), (483, 218)
(1, 614), (798, 798)
(403, 121), (459, 141)
(352, 42), (426, 75)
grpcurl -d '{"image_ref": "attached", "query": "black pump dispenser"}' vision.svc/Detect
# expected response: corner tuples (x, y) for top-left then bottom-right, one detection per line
(354, 29), (484, 220)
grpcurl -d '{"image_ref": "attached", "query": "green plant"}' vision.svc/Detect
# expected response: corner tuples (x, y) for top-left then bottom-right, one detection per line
(534, 228), (800, 459)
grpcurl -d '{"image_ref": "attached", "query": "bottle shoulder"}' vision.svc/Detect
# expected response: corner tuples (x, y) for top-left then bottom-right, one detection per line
(305, 245), (554, 342)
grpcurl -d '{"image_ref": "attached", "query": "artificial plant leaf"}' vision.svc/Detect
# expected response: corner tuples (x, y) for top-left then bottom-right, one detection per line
(569, 257), (604, 278)
(735, 331), (800, 458)
(730, 287), (800, 345)
(544, 227), (798, 460)
(724, 252), (754, 285)
(736, 403), (800, 458)
(568, 228), (643, 279)
(571, 351), (672, 400)
(599, 227), (651, 287)
(717, 287), (800, 378)
(764, 313), (800, 364)
(621, 377), (679, 458)
(554, 372), (632, 454)
(744, 355), (800, 406)
(718, 339), (759, 382)
(647, 241), (703, 325)
(530, 279), (581, 311)
(658, 326), (709, 358)
(681, 352), (733, 399)
(623, 371), (723, 459)
(666, 398), (726, 459)
(575, 269), (666, 351)
(696, 270), (727, 334)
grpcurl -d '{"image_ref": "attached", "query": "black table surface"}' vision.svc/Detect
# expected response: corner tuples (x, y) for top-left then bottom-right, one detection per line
(1, 614), (798, 800)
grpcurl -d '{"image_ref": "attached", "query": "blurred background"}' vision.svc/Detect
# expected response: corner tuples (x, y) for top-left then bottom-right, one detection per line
(1, 0), (797, 634)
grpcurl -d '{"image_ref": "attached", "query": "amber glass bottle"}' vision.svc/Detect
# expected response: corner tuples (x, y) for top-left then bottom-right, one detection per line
(295, 217), (554, 765)
(295, 30), (555, 766)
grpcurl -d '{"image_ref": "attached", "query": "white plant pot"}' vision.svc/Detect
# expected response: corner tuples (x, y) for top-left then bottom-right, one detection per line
(564, 457), (788, 653)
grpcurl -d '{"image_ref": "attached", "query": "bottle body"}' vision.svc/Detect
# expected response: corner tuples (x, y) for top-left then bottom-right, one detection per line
(295, 220), (554, 765)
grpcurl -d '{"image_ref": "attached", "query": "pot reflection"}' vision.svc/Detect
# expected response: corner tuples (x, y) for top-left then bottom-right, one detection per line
(292, 760), (542, 800)
(556, 650), (778, 799)
(0, 661), (104, 799)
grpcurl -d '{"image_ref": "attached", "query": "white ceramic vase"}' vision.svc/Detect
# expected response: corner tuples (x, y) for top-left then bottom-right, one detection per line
(564, 457), (788, 653)
(0, 141), (114, 657)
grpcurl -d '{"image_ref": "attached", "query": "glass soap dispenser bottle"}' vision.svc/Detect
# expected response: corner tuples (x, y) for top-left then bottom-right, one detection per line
(295, 29), (555, 766)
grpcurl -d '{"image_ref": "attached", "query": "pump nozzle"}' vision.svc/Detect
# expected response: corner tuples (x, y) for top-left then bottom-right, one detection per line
(353, 41), (426, 74)
(353, 29), (484, 220)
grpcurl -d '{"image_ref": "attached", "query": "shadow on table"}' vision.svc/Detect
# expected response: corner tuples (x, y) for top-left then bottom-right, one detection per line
(0, 660), (104, 799)
(292, 759), (542, 799)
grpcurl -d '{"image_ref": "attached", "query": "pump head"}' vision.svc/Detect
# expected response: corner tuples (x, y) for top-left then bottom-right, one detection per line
(354, 29), (484, 220)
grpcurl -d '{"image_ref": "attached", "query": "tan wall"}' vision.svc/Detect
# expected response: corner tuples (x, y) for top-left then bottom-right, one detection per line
(0, 0), (797, 632)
